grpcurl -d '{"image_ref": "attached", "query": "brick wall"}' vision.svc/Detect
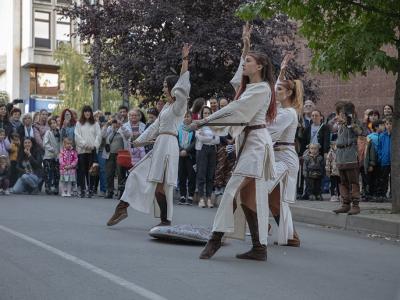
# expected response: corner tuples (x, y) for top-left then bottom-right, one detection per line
(298, 46), (396, 119)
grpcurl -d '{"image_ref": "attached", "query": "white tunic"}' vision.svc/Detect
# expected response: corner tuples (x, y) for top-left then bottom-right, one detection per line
(120, 71), (190, 220)
(268, 107), (299, 244)
(205, 59), (277, 245)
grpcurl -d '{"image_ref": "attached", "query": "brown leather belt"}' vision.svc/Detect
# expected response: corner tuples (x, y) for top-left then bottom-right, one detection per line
(274, 142), (295, 147)
(236, 124), (266, 163)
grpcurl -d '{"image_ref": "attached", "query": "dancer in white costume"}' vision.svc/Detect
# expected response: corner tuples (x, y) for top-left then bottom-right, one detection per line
(268, 54), (303, 246)
(106, 44), (192, 227)
(196, 23), (278, 261)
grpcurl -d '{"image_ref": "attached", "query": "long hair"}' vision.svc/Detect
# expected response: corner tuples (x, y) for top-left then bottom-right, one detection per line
(278, 79), (304, 113)
(234, 51), (277, 123)
(79, 105), (95, 125)
(164, 75), (179, 96)
(60, 108), (76, 127)
(200, 106), (212, 119)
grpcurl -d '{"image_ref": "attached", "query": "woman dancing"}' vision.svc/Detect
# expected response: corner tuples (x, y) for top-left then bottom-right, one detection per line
(194, 23), (277, 261)
(106, 44), (191, 227)
(268, 53), (303, 246)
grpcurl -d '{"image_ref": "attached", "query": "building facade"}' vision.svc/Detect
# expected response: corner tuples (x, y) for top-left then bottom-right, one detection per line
(0, 0), (80, 111)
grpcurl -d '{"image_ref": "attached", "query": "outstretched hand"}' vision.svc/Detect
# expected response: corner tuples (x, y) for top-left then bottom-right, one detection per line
(182, 43), (192, 59)
(242, 22), (252, 54)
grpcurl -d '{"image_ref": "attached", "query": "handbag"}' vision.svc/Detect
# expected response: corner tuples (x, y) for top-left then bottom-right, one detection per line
(117, 149), (133, 169)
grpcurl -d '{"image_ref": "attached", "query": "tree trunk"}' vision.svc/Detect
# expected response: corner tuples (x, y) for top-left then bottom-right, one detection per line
(391, 52), (400, 213)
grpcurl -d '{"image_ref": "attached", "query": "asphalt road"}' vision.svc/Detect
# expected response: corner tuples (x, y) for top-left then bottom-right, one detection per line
(0, 194), (399, 300)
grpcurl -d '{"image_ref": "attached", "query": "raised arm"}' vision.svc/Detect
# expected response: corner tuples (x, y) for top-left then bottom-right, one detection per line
(278, 53), (294, 81)
(172, 43), (192, 117)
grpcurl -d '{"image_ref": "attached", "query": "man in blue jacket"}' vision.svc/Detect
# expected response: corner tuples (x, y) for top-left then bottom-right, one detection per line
(377, 118), (392, 202)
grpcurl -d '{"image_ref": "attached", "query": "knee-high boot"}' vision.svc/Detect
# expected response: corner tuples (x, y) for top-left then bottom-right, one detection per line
(106, 200), (130, 226)
(155, 191), (171, 226)
(236, 204), (267, 261)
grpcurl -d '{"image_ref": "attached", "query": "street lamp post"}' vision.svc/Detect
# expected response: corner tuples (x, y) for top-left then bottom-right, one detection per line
(91, 0), (101, 111)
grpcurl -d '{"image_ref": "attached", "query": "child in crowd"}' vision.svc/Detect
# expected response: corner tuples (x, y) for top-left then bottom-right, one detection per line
(325, 140), (340, 202)
(364, 120), (385, 201)
(144, 108), (159, 153)
(177, 111), (196, 205)
(0, 128), (11, 158)
(0, 155), (10, 194)
(302, 143), (325, 200)
(59, 137), (78, 197)
(9, 132), (20, 187)
(377, 117), (392, 201)
(43, 117), (61, 195)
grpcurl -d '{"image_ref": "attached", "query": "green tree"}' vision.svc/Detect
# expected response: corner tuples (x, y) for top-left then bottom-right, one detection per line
(237, 0), (400, 212)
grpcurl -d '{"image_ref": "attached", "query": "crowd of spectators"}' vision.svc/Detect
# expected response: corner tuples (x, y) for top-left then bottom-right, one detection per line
(0, 98), (393, 206)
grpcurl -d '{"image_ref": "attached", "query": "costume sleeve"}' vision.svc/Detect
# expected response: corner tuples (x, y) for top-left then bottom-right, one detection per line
(230, 57), (244, 92)
(136, 117), (160, 144)
(204, 83), (271, 138)
(171, 71), (190, 117)
(268, 109), (296, 142)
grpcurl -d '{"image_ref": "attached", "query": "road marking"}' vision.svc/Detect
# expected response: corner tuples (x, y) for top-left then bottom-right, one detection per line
(0, 224), (168, 300)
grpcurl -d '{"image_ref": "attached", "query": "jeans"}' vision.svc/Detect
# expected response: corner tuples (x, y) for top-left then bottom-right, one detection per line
(43, 159), (60, 191)
(97, 151), (107, 193)
(105, 153), (126, 194)
(178, 156), (196, 198)
(12, 174), (41, 194)
(196, 145), (217, 198)
(78, 153), (95, 192)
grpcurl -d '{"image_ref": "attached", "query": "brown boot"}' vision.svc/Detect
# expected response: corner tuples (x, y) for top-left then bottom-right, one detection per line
(106, 200), (129, 226)
(333, 201), (351, 214)
(155, 192), (171, 226)
(348, 200), (360, 215)
(286, 230), (301, 247)
(236, 204), (267, 261)
(199, 232), (224, 259)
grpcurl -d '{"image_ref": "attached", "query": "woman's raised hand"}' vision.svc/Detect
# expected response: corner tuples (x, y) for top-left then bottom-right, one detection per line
(242, 22), (252, 55)
(281, 53), (294, 70)
(182, 43), (192, 59)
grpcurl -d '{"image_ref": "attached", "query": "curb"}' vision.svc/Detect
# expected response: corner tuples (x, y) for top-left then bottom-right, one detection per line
(291, 206), (400, 238)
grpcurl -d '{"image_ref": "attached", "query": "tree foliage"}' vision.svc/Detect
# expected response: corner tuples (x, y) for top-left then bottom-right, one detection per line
(60, 0), (319, 105)
(237, 0), (400, 213)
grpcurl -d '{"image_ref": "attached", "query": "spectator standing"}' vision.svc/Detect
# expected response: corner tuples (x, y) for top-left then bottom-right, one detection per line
(9, 132), (20, 187)
(12, 137), (43, 194)
(195, 106), (220, 208)
(9, 107), (22, 134)
(33, 109), (49, 155)
(302, 143), (325, 200)
(74, 106), (101, 198)
(302, 100), (316, 128)
(377, 118), (392, 201)
(102, 118), (125, 199)
(17, 114), (35, 142)
(144, 108), (159, 153)
(382, 104), (393, 119)
(333, 102), (363, 215)
(0, 102), (12, 138)
(191, 97), (205, 120)
(156, 99), (165, 114)
(118, 105), (129, 124)
(59, 137), (78, 197)
(364, 120), (385, 201)
(0, 155), (10, 194)
(0, 129), (11, 158)
(301, 110), (330, 156)
(326, 141), (340, 202)
(218, 98), (229, 108)
(209, 97), (219, 113)
(43, 117), (60, 195)
(127, 109), (146, 166)
(177, 111), (196, 205)
(60, 109), (76, 148)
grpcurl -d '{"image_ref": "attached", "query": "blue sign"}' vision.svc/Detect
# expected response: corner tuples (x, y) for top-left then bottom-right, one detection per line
(28, 97), (62, 112)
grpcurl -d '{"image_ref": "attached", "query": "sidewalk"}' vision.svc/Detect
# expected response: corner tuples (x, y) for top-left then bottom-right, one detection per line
(291, 200), (400, 238)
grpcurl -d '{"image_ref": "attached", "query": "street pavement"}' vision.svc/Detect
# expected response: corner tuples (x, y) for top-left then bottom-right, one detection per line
(0, 194), (399, 300)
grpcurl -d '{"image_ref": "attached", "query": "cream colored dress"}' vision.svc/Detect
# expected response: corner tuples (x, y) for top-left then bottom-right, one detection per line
(204, 59), (280, 245)
(120, 71), (190, 220)
(268, 107), (299, 244)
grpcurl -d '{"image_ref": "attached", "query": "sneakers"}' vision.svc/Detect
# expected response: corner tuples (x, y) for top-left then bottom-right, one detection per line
(198, 198), (206, 208)
(330, 195), (339, 202)
(4, 189), (10, 195)
(178, 196), (186, 205)
(61, 192), (68, 197)
(186, 196), (193, 206)
(207, 198), (214, 208)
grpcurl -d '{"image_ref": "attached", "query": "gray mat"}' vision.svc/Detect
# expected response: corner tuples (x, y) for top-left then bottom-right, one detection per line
(149, 224), (211, 245)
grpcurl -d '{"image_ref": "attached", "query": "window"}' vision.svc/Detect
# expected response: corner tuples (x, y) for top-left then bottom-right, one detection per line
(34, 11), (51, 49)
(30, 67), (59, 96)
(57, 0), (72, 4)
(56, 14), (71, 46)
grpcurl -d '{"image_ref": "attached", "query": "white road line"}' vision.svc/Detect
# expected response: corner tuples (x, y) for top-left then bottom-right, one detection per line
(0, 224), (168, 300)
